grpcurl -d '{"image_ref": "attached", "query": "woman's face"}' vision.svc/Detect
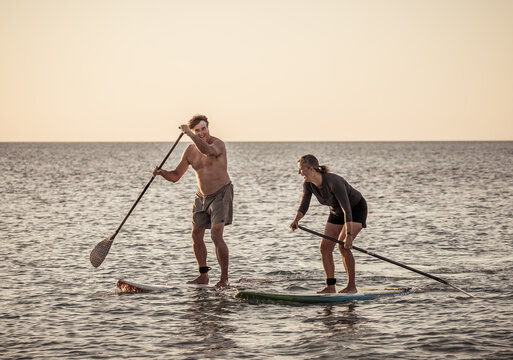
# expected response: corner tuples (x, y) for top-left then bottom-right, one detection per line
(298, 161), (313, 181)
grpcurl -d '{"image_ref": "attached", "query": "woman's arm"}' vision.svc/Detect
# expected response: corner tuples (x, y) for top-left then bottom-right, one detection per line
(290, 211), (305, 230)
(290, 183), (312, 230)
(297, 182), (312, 215)
(329, 178), (354, 235)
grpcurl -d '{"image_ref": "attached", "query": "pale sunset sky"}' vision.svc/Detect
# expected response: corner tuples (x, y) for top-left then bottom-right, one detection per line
(1, 0), (512, 142)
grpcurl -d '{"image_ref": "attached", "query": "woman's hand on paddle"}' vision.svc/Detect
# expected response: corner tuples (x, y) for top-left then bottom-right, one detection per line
(152, 166), (161, 177)
(290, 212), (304, 231)
(289, 220), (299, 231)
(343, 233), (354, 249)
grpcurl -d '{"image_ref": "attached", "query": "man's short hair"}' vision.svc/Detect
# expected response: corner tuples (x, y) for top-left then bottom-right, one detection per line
(188, 114), (209, 129)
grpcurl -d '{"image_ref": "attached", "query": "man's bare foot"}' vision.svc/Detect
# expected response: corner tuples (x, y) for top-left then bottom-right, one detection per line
(317, 285), (336, 294)
(338, 286), (357, 294)
(187, 274), (209, 285)
(215, 279), (229, 289)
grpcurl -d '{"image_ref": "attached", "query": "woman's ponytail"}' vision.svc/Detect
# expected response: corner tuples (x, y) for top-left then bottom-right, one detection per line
(319, 165), (331, 173)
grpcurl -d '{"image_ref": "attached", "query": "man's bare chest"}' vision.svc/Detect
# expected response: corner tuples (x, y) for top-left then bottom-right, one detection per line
(189, 153), (217, 171)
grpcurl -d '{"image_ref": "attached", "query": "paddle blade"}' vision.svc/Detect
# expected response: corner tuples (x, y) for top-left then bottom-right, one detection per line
(90, 235), (114, 268)
(447, 282), (474, 298)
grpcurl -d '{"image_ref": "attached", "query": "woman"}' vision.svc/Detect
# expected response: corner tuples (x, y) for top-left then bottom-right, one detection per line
(290, 154), (367, 294)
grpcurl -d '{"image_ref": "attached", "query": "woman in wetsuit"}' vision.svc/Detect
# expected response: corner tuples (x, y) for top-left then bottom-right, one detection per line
(290, 154), (368, 294)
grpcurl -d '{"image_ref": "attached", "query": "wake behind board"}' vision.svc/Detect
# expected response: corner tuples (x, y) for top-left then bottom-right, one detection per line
(116, 279), (215, 293)
(235, 287), (411, 304)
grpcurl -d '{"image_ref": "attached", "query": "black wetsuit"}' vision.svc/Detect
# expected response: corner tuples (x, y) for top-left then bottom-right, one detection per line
(298, 172), (367, 226)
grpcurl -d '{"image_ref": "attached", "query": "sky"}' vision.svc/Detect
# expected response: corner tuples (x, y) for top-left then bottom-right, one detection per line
(1, 0), (512, 142)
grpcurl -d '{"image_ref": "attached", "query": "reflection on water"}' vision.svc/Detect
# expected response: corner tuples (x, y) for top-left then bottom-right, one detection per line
(317, 304), (359, 331)
(298, 303), (362, 346)
(181, 291), (238, 357)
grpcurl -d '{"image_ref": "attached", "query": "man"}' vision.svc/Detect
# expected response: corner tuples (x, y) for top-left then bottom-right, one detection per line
(153, 114), (233, 288)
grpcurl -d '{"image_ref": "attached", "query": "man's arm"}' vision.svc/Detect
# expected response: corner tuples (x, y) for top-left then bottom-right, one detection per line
(191, 134), (224, 157)
(153, 149), (190, 182)
(180, 125), (224, 157)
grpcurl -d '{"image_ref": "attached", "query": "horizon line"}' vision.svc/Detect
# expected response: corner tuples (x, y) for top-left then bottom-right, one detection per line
(1, 139), (512, 143)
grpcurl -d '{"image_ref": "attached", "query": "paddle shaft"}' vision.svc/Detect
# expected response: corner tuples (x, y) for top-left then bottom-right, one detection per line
(112, 132), (184, 239)
(298, 225), (473, 297)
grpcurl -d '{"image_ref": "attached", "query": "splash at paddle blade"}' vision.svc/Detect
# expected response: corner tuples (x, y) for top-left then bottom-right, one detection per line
(89, 235), (114, 268)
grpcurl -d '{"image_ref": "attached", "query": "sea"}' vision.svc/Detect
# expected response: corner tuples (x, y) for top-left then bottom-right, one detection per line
(1, 141), (512, 359)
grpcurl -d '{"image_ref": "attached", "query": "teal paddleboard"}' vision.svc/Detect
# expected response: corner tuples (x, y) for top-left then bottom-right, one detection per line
(235, 288), (411, 304)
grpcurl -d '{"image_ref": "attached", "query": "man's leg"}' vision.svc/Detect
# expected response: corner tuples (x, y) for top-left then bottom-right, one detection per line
(187, 226), (209, 284)
(210, 222), (229, 288)
(317, 222), (344, 293)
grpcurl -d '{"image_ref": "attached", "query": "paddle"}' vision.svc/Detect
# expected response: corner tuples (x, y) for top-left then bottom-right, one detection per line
(89, 132), (184, 268)
(297, 225), (474, 298)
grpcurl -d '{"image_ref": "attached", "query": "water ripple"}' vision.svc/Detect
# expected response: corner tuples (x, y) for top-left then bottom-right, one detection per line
(1, 142), (512, 359)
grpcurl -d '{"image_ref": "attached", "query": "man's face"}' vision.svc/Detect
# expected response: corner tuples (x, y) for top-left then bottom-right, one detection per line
(192, 120), (209, 140)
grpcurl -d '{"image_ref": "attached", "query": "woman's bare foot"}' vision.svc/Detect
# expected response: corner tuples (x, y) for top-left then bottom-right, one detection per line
(317, 285), (336, 294)
(186, 274), (209, 285)
(338, 286), (357, 294)
(215, 279), (229, 288)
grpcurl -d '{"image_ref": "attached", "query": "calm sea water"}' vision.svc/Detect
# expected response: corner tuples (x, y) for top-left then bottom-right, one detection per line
(1, 141), (512, 359)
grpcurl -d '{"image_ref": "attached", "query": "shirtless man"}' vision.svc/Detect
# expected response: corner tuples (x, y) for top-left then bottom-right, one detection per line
(153, 115), (233, 288)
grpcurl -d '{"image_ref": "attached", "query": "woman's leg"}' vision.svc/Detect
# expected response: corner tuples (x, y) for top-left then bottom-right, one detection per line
(318, 222), (344, 293)
(338, 222), (363, 293)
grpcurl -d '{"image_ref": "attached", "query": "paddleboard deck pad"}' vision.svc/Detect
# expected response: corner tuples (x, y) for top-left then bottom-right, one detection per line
(116, 279), (216, 293)
(235, 287), (411, 304)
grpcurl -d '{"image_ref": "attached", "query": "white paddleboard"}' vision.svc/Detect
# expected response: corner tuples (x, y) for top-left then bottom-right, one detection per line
(116, 279), (216, 293)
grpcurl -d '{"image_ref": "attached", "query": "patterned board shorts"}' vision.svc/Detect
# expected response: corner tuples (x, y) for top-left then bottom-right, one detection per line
(192, 182), (233, 229)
